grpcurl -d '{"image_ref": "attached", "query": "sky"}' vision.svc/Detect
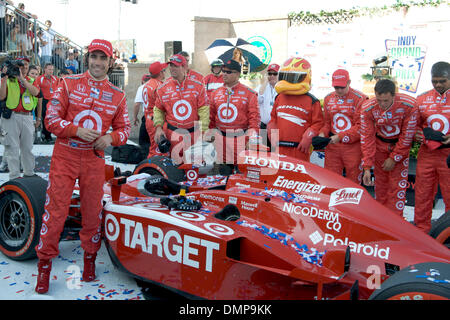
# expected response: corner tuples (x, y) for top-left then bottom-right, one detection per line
(23, 0), (400, 61)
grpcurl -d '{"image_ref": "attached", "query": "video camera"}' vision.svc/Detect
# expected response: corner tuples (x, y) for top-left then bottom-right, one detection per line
(1, 59), (24, 79)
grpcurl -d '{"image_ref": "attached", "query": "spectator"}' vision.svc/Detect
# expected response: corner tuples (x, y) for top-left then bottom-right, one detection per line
(203, 58), (224, 101)
(132, 73), (151, 155)
(6, 22), (20, 52)
(143, 61), (168, 157)
(361, 79), (419, 216)
(65, 50), (79, 73)
(39, 20), (54, 66)
(0, 0), (13, 53)
(27, 64), (43, 143)
(34, 39), (130, 294)
(209, 59), (260, 165)
(179, 51), (204, 82)
(0, 56), (40, 180)
(318, 69), (368, 184)
(256, 63), (280, 148)
(65, 65), (76, 75)
(413, 61), (450, 233)
(73, 49), (82, 71)
(52, 46), (65, 71)
(153, 54), (209, 164)
(34, 63), (58, 143)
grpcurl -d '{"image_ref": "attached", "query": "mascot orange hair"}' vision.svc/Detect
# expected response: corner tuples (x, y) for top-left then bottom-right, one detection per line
(267, 57), (323, 161)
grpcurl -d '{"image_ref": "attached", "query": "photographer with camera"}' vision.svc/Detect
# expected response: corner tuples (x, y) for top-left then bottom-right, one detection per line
(0, 56), (40, 180)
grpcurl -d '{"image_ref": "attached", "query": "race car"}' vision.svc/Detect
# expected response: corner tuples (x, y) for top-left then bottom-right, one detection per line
(0, 151), (449, 300)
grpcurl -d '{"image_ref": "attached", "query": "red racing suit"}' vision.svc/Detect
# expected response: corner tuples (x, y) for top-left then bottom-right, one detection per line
(268, 93), (324, 161)
(142, 78), (168, 157)
(209, 82), (260, 164)
(153, 77), (209, 163)
(36, 71), (130, 260)
(187, 69), (204, 83)
(320, 88), (368, 183)
(414, 88), (450, 232)
(360, 93), (418, 216)
(203, 73), (224, 101)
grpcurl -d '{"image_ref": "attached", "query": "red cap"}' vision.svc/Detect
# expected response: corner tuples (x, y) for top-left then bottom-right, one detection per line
(332, 69), (350, 87)
(268, 64), (280, 72)
(149, 62), (168, 75)
(88, 39), (113, 57)
(168, 54), (187, 67)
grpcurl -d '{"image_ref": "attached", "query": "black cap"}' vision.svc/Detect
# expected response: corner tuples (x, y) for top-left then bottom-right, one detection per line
(423, 127), (444, 142)
(312, 136), (331, 150)
(223, 59), (241, 73)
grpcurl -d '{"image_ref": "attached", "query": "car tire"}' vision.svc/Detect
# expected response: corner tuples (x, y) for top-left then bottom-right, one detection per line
(133, 156), (185, 182)
(429, 211), (450, 249)
(369, 262), (450, 300)
(0, 176), (47, 260)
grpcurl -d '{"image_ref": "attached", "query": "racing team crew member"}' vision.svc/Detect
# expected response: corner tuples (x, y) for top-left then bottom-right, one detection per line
(35, 39), (131, 294)
(413, 61), (450, 233)
(319, 69), (368, 184)
(361, 79), (418, 216)
(153, 54), (209, 164)
(0, 56), (40, 180)
(268, 57), (323, 161)
(143, 61), (168, 157)
(34, 63), (59, 143)
(203, 59), (224, 101)
(209, 59), (260, 164)
(179, 51), (204, 83)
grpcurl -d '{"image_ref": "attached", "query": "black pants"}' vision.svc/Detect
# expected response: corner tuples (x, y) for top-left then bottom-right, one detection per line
(260, 122), (271, 150)
(139, 115), (150, 155)
(0, 17), (5, 52)
(41, 99), (52, 140)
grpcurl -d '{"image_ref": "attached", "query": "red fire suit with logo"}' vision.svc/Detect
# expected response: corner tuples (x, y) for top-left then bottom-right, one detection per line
(203, 73), (224, 101)
(268, 93), (324, 161)
(36, 72), (131, 260)
(153, 77), (209, 163)
(414, 88), (450, 232)
(187, 69), (204, 83)
(360, 93), (418, 216)
(142, 78), (168, 157)
(320, 88), (368, 183)
(209, 83), (260, 164)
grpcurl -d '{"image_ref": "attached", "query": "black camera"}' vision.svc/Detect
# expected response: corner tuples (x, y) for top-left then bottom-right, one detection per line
(2, 59), (24, 79)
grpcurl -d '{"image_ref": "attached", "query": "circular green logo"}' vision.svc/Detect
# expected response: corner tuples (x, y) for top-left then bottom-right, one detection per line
(246, 36), (272, 72)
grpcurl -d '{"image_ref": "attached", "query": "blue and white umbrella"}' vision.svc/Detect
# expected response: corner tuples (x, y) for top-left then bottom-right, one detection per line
(205, 38), (267, 72)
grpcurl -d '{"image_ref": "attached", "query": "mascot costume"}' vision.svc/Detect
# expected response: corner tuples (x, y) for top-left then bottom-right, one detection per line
(267, 57), (323, 161)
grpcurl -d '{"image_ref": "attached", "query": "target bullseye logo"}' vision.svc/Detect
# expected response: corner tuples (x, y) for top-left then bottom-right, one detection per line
(332, 113), (351, 133)
(143, 87), (149, 107)
(173, 100), (192, 121)
(217, 103), (238, 123)
(427, 114), (449, 134)
(204, 223), (234, 236)
(186, 169), (198, 181)
(380, 124), (400, 137)
(105, 214), (120, 241)
(73, 110), (103, 132)
(170, 211), (206, 222)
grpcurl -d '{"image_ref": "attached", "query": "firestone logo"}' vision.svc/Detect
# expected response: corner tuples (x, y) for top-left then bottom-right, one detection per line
(329, 188), (363, 207)
(244, 155), (307, 174)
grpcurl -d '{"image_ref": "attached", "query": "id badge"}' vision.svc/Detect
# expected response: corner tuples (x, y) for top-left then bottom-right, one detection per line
(23, 96), (31, 104)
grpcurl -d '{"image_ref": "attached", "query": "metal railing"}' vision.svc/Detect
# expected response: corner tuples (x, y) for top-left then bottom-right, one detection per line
(0, 1), (85, 74)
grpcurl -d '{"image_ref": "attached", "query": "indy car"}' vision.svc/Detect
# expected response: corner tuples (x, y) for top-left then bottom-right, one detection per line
(0, 150), (449, 300)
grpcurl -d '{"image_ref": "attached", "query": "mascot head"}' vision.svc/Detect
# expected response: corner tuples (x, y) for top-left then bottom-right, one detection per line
(275, 57), (312, 95)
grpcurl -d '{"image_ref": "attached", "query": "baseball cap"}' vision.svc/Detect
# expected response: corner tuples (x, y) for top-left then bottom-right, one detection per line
(268, 64), (280, 72)
(168, 54), (187, 67)
(223, 59), (241, 73)
(332, 69), (350, 87)
(88, 39), (113, 57)
(149, 61), (168, 75)
(423, 127), (444, 150)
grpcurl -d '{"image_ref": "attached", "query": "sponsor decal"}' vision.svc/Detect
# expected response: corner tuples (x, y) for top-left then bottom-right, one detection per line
(283, 203), (341, 232)
(229, 196), (237, 205)
(105, 214), (220, 272)
(274, 176), (325, 194)
(240, 200), (258, 211)
(90, 87), (100, 99)
(101, 91), (113, 102)
(199, 194), (225, 203)
(322, 233), (390, 260)
(329, 188), (363, 207)
(244, 155), (307, 174)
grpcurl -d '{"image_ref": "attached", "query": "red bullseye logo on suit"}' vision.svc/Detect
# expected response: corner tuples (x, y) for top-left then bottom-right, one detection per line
(427, 114), (449, 134)
(73, 110), (103, 131)
(380, 124), (400, 137)
(217, 103), (238, 123)
(172, 100), (192, 121)
(332, 113), (351, 133)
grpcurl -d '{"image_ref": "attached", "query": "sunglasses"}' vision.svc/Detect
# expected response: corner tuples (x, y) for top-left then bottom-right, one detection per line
(268, 72), (278, 76)
(222, 70), (239, 74)
(334, 86), (347, 90)
(169, 56), (183, 64)
(278, 72), (307, 84)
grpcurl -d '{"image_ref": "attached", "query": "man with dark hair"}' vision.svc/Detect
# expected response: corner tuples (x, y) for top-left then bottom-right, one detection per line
(34, 39), (130, 294)
(413, 61), (450, 233)
(179, 51), (204, 82)
(34, 63), (58, 143)
(360, 79), (419, 216)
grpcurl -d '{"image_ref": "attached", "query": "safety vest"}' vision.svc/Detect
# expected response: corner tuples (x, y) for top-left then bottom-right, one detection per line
(6, 77), (38, 111)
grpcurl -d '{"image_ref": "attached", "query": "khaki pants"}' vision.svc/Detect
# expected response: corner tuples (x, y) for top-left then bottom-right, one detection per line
(2, 112), (35, 179)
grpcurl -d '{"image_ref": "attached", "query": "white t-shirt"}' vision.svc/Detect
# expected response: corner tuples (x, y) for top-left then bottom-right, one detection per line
(40, 30), (54, 56)
(134, 84), (145, 113)
(256, 83), (277, 125)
